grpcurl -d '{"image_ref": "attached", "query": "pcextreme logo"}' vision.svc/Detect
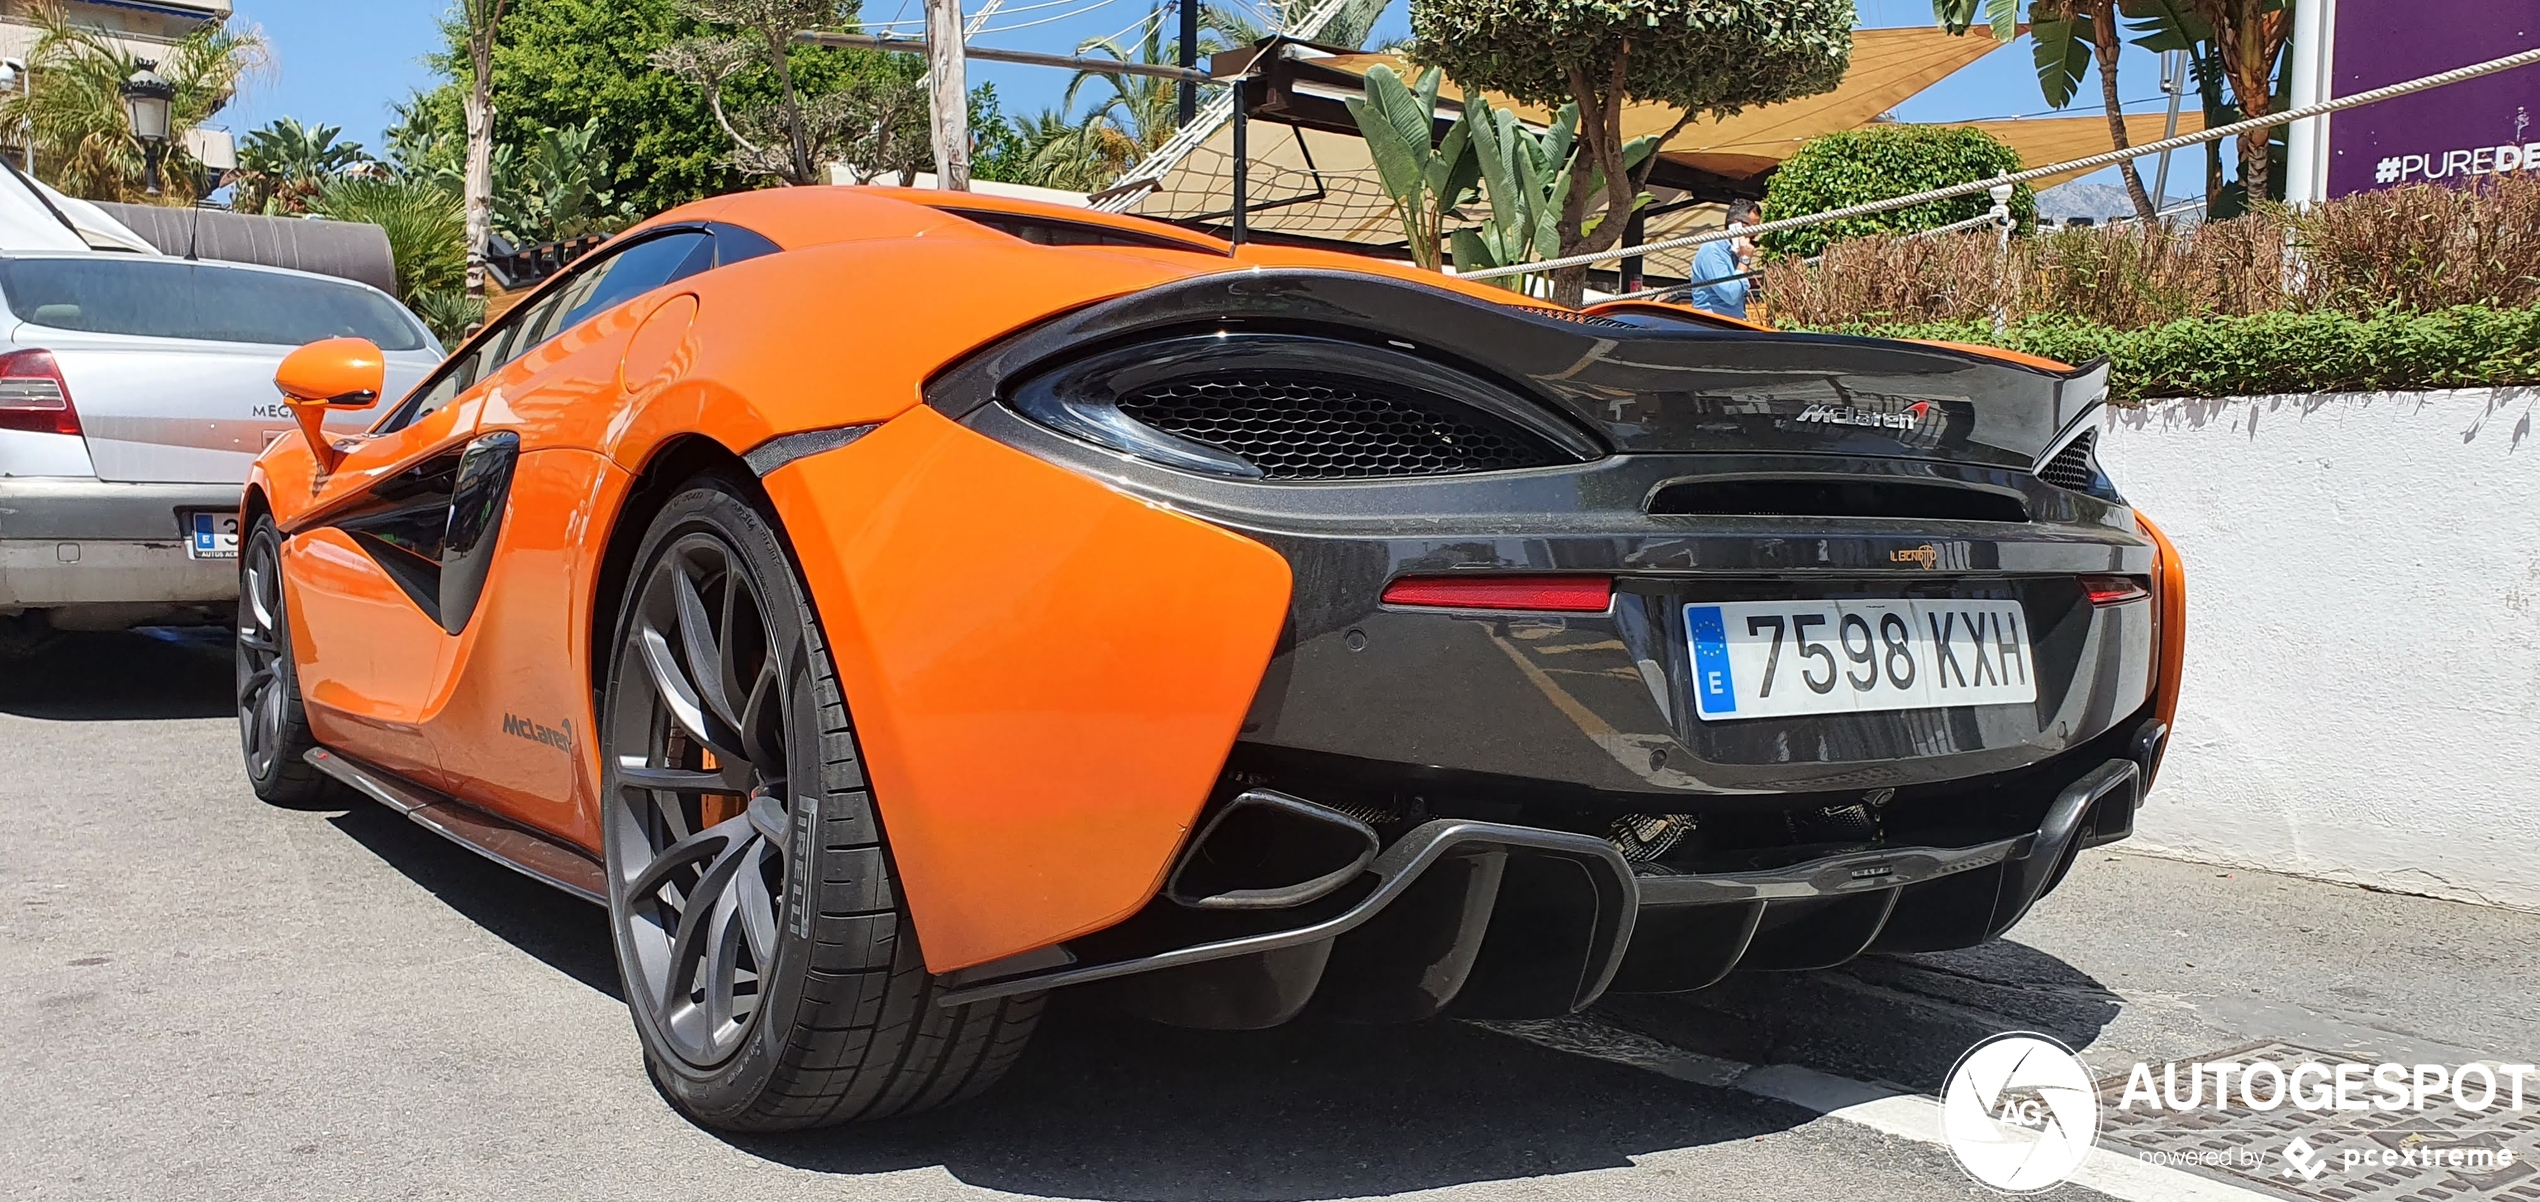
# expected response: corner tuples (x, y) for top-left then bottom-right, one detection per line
(501, 712), (574, 753)
(1795, 400), (1935, 429)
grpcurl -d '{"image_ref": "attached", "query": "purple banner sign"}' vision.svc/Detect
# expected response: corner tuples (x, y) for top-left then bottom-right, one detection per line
(2326, 0), (2538, 198)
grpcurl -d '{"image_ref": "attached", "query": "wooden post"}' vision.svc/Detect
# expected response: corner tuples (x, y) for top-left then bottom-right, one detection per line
(926, 0), (970, 190)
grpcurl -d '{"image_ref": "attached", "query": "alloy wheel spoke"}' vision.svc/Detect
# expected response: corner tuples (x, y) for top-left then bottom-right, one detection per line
(618, 762), (746, 795)
(661, 833), (754, 1014)
(700, 886), (747, 1033)
(635, 618), (748, 768)
(627, 811), (752, 903)
(717, 570), (751, 736)
(746, 786), (790, 849)
(737, 659), (782, 769)
(237, 663), (273, 707)
(670, 565), (742, 732)
(243, 562), (275, 631)
(735, 844), (779, 967)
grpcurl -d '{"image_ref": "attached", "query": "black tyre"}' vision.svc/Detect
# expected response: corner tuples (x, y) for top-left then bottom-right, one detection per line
(236, 515), (336, 806)
(599, 480), (1041, 1132)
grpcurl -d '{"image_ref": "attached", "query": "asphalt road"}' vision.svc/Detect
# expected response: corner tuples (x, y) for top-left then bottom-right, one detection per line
(5, 630), (2537, 1201)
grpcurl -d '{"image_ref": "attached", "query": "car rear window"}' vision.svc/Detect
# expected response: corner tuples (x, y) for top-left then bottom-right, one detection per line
(0, 257), (429, 351)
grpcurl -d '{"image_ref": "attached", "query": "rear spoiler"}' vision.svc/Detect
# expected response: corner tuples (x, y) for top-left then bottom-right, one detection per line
(929, 268), (2112, 472)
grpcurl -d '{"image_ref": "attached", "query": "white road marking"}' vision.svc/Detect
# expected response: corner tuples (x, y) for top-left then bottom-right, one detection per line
(1472, 1014), (2284, 1202)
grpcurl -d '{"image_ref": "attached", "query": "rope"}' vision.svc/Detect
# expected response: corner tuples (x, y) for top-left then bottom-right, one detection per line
(1460, 44), (2540, 282)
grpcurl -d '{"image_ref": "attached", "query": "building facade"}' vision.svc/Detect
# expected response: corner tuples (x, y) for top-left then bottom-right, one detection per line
(0, 0), (238, 169)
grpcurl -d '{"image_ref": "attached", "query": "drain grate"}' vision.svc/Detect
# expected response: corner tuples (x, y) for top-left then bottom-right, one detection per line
(2092, 1041), (2540, 1202)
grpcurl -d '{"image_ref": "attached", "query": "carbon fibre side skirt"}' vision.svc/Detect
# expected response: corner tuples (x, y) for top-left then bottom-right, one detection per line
(305, 746), (606, 905)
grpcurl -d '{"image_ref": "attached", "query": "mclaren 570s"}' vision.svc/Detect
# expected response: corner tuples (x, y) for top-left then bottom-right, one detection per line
(238, 186), (2183, 1131)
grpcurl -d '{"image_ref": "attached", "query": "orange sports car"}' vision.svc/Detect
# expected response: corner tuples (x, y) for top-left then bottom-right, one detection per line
(238, 187), (2183, 1131)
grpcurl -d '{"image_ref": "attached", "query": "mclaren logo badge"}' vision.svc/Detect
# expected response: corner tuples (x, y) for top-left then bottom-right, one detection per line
(502, 712), (574, 753)
(1796, 400), (1934, 429)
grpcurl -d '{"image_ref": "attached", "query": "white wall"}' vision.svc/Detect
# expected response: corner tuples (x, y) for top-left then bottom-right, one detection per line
(2098, 387), (2540, 910)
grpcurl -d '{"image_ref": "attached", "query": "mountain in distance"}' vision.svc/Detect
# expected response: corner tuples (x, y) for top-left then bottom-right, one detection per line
(2034, 180), (2202, 224)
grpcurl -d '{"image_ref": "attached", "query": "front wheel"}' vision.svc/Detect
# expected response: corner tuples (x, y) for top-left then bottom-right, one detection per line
(599, 480), (1041, 1132)
(236, 515), (335, 806)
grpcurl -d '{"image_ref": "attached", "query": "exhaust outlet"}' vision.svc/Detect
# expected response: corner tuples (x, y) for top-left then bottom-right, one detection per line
(1164, 789), (1380, 911)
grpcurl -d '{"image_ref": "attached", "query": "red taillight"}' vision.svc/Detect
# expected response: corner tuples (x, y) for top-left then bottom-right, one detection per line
(0, 349), (77, 436)
(1381, 574), (1615, 613)
(2081, 575), (2149, 605)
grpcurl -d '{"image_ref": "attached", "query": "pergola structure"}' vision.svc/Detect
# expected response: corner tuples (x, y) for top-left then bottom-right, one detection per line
(1097, 28), (2203, 284)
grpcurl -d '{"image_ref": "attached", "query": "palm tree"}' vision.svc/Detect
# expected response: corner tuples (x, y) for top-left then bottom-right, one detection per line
(1010, 107), (1141, 190)
(458, 0), (509, 299)
(1065, 8), (1204, 165)
(1935, 0), (2157, 223)
(234, 118), (370, 215)
(1201, 0), (1393, 51)
(2167, 0), (2287, 204)
(0, 4), (269, 204)
(312, 174), (476, 340)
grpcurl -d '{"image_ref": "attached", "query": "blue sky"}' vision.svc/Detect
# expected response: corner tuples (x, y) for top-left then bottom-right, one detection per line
(220, 0), (2180, 195)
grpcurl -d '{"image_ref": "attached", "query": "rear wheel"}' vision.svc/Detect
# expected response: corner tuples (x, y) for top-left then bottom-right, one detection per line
(236, 515), (335, 806)
(600, 480), (1041, 1132)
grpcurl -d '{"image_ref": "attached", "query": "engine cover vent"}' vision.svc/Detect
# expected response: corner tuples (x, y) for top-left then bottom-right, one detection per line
(1115, 375), (1565, 480)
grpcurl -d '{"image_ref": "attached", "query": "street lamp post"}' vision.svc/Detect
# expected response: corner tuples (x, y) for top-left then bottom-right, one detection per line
(119, 61), (174, 197)
(0, 60), (28, 174)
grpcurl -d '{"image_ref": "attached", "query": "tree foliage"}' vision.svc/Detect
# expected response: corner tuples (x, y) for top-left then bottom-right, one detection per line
(652, 0), (930, 185)
(1806, 306), (2540, 404)
(397, 0), (810, 218)
(1451, 99), (1580, 295)
(1345, 66), (1477, 271)
(1409, 0), (1853, 303)
(309, 175), (473, 337)
(232, 118), (368, 215)
(1758, 124), (2035, 258)
(467, 119), (641, 244)
(1934, 0), (2155, 224)
(0, 6), (269, 204)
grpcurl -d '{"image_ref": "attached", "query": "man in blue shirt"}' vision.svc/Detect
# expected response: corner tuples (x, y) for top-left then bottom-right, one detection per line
(1685, 199), (1760, 319)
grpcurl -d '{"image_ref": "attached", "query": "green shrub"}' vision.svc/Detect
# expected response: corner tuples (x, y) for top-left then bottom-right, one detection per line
(1805, 306), (2540, 402)
(1760, 125), (2035, 259)
(310, 176), (465, 304)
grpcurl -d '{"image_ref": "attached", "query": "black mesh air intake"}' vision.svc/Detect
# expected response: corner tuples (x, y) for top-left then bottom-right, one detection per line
(1006, 333), (1593, 481)
(2036, 430), (2101, 491)
(1113, 375), (1565, 479)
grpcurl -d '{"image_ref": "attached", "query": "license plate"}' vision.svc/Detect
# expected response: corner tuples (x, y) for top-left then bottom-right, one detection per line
(1685, 598), (2036, 721)
(187, 510), (240, 559)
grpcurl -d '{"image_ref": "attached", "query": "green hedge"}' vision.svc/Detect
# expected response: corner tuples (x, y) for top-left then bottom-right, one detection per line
(1806, 306), (2540, 403)
(1760, 125), (2036, 259)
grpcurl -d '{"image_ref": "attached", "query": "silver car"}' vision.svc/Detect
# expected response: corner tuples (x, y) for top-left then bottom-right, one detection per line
(0, 251), (439, 645)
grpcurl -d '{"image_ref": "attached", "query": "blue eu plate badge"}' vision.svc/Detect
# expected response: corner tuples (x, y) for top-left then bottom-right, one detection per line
(1684, 605), (1738, 716)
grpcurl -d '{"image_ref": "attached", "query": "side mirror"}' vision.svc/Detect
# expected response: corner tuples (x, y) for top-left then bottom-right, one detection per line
(274, 337), (385, 473)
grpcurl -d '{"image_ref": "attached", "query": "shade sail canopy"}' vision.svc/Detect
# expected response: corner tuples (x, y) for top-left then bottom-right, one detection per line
(1118, 31), (2194, 281)
(1309, 26), (2014, 182)
(1945, 111), (2210, 190)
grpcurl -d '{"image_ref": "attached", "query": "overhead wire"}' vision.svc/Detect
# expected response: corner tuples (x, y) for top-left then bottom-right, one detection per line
(969, 0), (1131, 37)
